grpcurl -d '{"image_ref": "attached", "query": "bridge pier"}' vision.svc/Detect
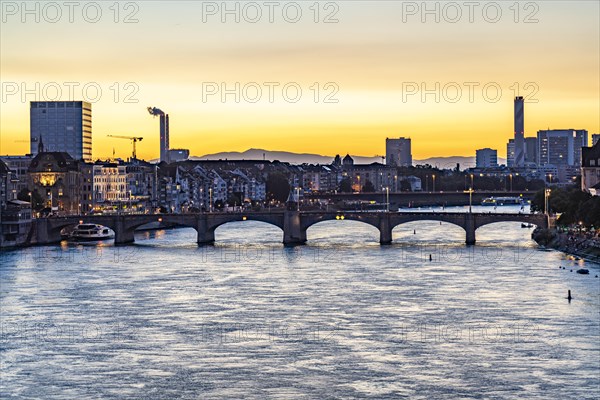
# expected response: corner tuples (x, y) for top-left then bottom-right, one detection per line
(379, 214), (392, 245)
(113, 217), (135, 245)
(465, 213), (476, 245)
(283, 211), (306, 246)
(196, 215), (215, 245)
(33, 219), (63, 245)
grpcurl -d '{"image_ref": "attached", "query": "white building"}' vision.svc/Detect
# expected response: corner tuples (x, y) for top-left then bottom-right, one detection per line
(92, 163), (128, 207)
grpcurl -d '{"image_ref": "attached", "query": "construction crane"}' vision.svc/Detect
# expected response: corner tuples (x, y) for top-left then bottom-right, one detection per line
(107, 135), (143, 160)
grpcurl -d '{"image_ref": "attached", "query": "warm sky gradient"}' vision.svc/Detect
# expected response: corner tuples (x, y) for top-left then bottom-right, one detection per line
(1, 1), (598, 160)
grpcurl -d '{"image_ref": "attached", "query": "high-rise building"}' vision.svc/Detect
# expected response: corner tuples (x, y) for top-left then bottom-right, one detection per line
(592, 134), (600, 146)
(513, 96), (525, 167)
(537, 129), (588, 166)
(147, 107), (170, 163)
(506, 139), (515, 167)
(386, 137), (412, 167)
(524, 137), (538, 165)
(162, 114), (170, 162)
(476, 148), (498, 168)
(30, 101), (92, 161)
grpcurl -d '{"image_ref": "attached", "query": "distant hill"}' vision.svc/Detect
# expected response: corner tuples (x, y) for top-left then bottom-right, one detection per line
(192, 148), (506, 169)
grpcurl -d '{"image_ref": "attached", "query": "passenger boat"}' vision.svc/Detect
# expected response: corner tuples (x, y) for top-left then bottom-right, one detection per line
(69, 224), (115, 241)
(521, 223), (534, 228)
(482, 196), (524, 206)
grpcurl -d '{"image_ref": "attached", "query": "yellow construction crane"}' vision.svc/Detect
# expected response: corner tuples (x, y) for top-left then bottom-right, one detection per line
(107, 135), (144, 159)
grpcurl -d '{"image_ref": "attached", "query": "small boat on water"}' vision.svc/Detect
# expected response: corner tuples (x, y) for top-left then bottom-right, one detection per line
(521, 223), (534, 228)
(69, 224), (115, 241)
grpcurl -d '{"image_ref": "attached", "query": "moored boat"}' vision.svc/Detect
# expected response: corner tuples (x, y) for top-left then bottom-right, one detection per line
(69, 224), (115, 241)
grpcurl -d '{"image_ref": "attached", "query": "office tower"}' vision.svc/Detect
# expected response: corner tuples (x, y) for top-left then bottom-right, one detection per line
(524, 137), (538, 165)
(506, 139), (515, 167)
(30, 101), (92, 161)
(592, 134), (600, 146)
(476, 148), (498, 168)
(385, 137), (412, 167)
(513, 96), (525, 167)
(537, 129), (588, 166)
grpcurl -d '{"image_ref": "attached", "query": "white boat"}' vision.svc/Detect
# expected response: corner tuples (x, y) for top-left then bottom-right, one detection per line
(69, 224), (115, 241)
(482, 196), (524, 206)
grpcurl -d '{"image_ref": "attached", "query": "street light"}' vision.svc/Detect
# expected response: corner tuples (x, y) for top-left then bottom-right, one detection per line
(432, 174), (436, 193)
(509, 173), (513, 192)
(385, 187), (390, 212)
(296, 187), (300, 211)
(544, 188), (551, 215)
(468, 187), (474, 213)
(209, 188), (213, 212)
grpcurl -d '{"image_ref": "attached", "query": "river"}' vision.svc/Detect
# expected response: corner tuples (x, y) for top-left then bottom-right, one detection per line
(1, 206), (599, 399)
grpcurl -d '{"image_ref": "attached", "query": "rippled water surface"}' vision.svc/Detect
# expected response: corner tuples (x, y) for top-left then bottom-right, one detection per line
(1, 207), (599, 399)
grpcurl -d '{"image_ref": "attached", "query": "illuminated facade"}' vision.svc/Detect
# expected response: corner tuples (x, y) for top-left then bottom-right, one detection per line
(28, 152), (82, 214)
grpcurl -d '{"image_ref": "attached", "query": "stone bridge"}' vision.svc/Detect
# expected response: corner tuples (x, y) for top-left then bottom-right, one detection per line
(33, 211), (548, 246)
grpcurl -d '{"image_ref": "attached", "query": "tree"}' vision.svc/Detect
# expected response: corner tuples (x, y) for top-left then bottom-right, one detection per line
(362, 179), (376, 193)
(17, 188), (44, 210)
(227, 192), (242, 206)
(339, 177), (353, 193)
(266, 173), (291, 203)
(400, 179), (412, 192)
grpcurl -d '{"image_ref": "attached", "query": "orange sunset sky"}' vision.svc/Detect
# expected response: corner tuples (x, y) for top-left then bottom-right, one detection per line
(1, 1), (598, 160)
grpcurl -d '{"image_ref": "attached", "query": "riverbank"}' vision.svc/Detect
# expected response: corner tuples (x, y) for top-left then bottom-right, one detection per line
(532, 228), (600, 264)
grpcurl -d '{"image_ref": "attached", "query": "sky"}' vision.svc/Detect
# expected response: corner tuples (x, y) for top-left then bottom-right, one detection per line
(1, 0), (599, 161)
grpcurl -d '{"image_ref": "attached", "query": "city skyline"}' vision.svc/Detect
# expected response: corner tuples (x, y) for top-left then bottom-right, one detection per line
(1, 1), (598, 160)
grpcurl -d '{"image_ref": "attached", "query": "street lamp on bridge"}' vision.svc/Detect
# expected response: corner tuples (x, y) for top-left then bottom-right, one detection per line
(385, 187), (389, 212)
(464, 187), (474, 213)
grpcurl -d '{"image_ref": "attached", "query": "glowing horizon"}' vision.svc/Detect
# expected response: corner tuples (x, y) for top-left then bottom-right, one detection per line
(1, 1), (598, 161)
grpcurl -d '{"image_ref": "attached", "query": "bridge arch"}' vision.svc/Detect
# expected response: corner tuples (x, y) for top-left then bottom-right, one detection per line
(305, 218), (381, 243)
(301, 213), (380, 232)
(205, 214), (284, 233)
(390, 219), (467, 243)
(473, 214), (547, 231)
(390, 218), (466, 234)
